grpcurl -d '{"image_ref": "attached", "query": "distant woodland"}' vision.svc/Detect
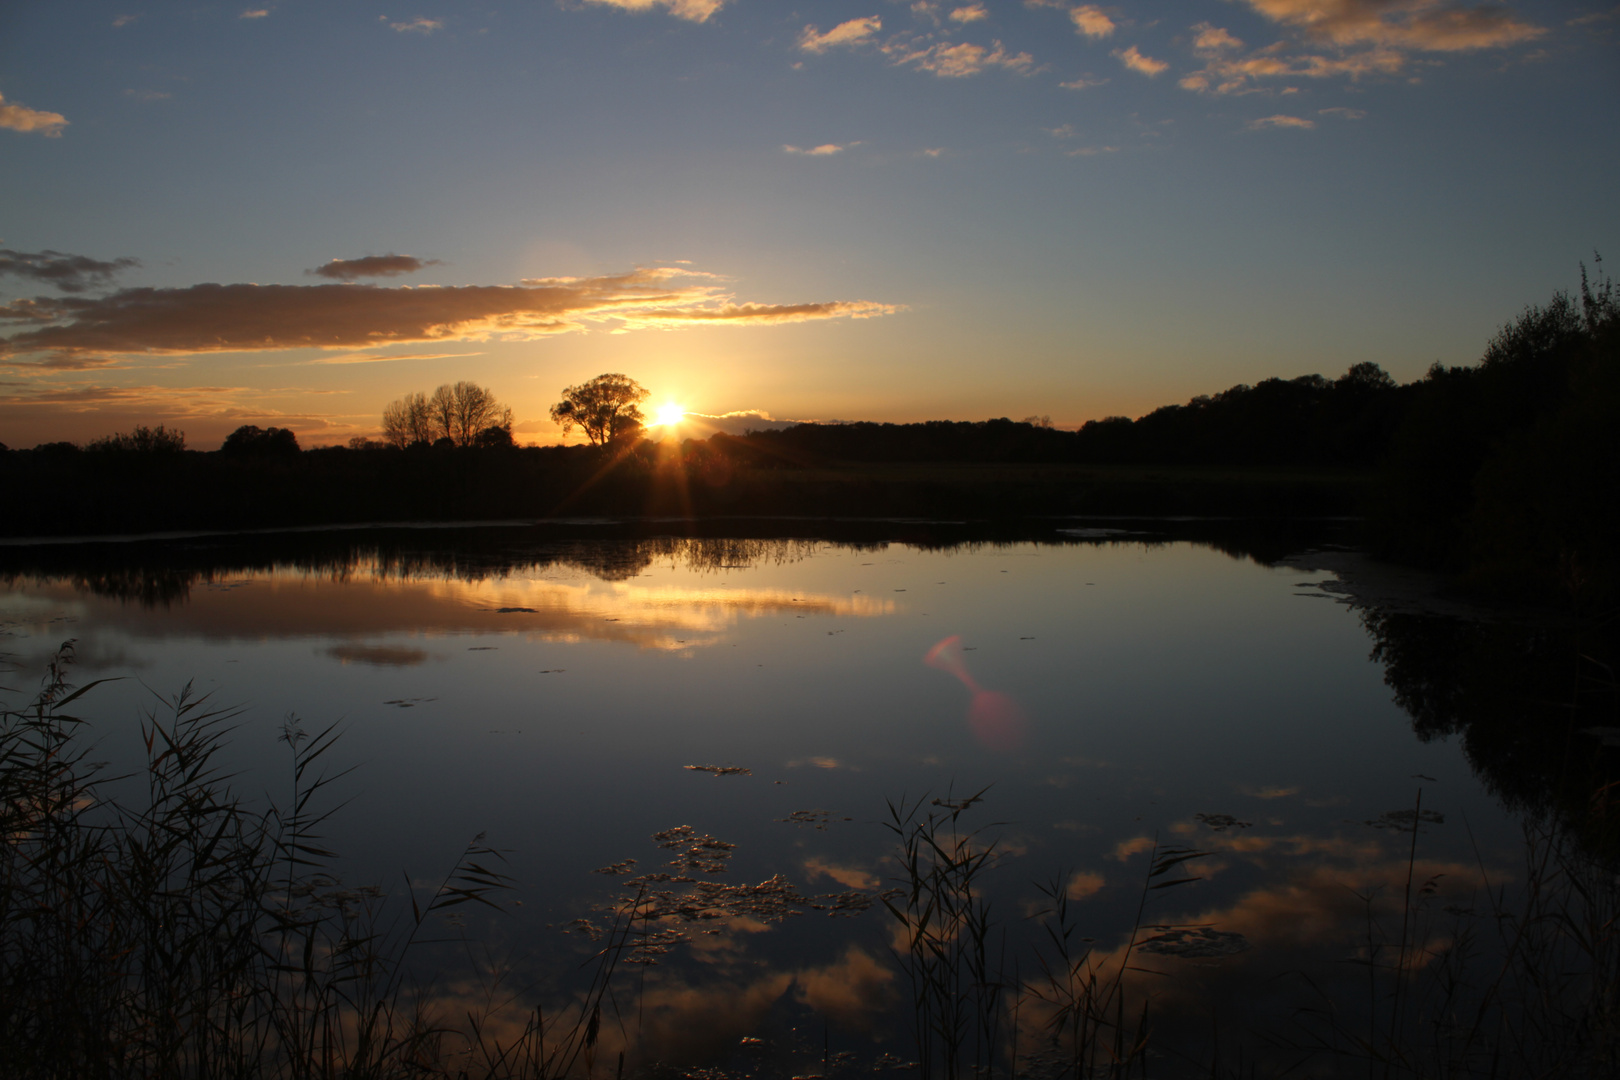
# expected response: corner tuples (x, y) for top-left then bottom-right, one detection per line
(2, 267), (1615, 607)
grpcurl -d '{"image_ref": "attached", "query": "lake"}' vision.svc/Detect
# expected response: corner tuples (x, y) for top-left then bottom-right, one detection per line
(2, 520), (1611, 1078)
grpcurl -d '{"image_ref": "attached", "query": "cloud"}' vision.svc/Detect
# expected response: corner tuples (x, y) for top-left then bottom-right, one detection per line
(803, 858), (881, 890)
(1180, 45), (1405, 93)
(240, 8), (270, 17)
(112, 14), (140, 27)
(950, 4), (989, 23)
(1060, 73), (1109, 88)
(1113, 45), (1168, 76)
(0, 249), (140, 293)
(1319, 105), (1367, 118)
(1248, 114), (1316, 129)
(1067, 144), (1119, 156)
(892, 40), (1036, 77)
(304, 350), (480, 365)
(1192, 23), (1244, 52)
(583, 0), (727, 24)
(308, 254), (441, 280)
(1065, 870), (1106, 898)
(1071, 5), (1116, 38)
(798, 16), (882, 53)
(387, 17), (443, 34)
(782, 143), (851, 156)
(1182, 2), (1542, 96)
(1241, 0), (1545, 52)
(0, 93), (69, 137)
(0, 267), (898, 361)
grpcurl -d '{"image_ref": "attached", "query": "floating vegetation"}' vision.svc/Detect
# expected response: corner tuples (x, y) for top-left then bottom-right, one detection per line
(684, 764), (752, 777)
(1137, 927), (1251, 958)
(593, 859), (637, 875)
(776, 809), (853, 829)
(626, 874), (875, 926)
(1194, 812), (1252, 832)
(653, 825), (737, 874)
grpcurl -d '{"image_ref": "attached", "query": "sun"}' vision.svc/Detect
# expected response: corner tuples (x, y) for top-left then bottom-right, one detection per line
(655, 403), (686, 427)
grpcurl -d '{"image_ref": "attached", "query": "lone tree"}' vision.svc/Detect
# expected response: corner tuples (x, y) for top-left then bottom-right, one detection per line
(381, 382), (513, 448)
(550, 373), (648, 445)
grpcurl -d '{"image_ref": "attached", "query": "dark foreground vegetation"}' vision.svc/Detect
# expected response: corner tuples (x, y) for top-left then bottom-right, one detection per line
(2, 263), (1615, 608)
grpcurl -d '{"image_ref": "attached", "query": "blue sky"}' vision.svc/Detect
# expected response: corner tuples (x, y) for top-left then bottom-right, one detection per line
(2, 0), (1616, 446)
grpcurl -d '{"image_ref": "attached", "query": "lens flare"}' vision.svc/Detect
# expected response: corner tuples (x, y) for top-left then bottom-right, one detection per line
(924, 634), (1029, 752)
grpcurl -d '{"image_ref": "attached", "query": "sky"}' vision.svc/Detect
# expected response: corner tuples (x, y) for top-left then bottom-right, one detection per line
(2, 0), (1617, 448)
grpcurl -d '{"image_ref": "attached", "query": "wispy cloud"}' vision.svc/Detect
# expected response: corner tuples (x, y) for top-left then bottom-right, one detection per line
(1180, 46), (1404, 94)
(304, 350), (481, 365)
(582, 0), (727, 24)
(240, 8), (270, 18)
(783, 142), (853, 156)
(1319, 105), (1367, 119)
(386, 16), (443, 34)
(798, 16), (882, 53)
(1192, 23), (1244, 52)
(1248, 114), (1316, 129)
(1060, 73), (1109, 89)
(1071, 5), (1116, 38)
(891, 39), (1035, 77)
(1183, 2), (1544, 96)
(308, 254), (441, 280)
(950, 4), (989, 24)
(1113, 45), (1168, 76)
(0, 249), (139, 293)
(112, 14), (140, 28)
(0, 267), (898, 361)
(0, 93), (69, 137)
(1241, 0), (1544, 52)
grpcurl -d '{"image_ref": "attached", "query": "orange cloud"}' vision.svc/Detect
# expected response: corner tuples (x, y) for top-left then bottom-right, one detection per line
(1113, 44), (1169, 76)
(1249, 113), (1316, 128)
(0, 267), (897, 361)
(1071, 5), (1116, 38)
(1192, 23), (1245, 52)
(799, 15), (883, 52)
(892, 39), (1036, 77)
(0, 93), (68, 137)
(1242, 0), (1544, 52)
(1180, 45), (1405, 93)
(782, 142), (851, 156)
(586, 0), (726, 24)
(950, 4), (989, 23)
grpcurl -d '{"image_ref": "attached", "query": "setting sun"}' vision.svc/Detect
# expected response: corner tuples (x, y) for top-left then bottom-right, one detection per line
(655, 403), (686, 427)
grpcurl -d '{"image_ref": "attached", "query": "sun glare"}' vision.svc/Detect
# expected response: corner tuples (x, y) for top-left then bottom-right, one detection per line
(655, 403), (686, 427)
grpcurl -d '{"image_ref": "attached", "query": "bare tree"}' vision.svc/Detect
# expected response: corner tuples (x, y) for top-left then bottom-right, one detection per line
(549, 373), (648, 446)
(382, 392), (435, 448)
(381, 383), (511, 448)
(431, 382), (513, 447)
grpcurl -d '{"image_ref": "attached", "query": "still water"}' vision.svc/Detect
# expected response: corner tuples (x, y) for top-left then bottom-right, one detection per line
(0, 521), (1596, 1075)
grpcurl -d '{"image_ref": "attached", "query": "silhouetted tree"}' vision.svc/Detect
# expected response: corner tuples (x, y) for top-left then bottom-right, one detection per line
(382, 391), (436, 448)
(381, 382), (512, 448)
(550, 373), (648, 445)
(429, 381), (513, 447)
(85, 425), (186, 453)
(219, 425), (300, 456)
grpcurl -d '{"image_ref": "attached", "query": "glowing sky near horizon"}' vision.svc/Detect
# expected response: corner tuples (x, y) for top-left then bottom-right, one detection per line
(1, 0), (1616, 447)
